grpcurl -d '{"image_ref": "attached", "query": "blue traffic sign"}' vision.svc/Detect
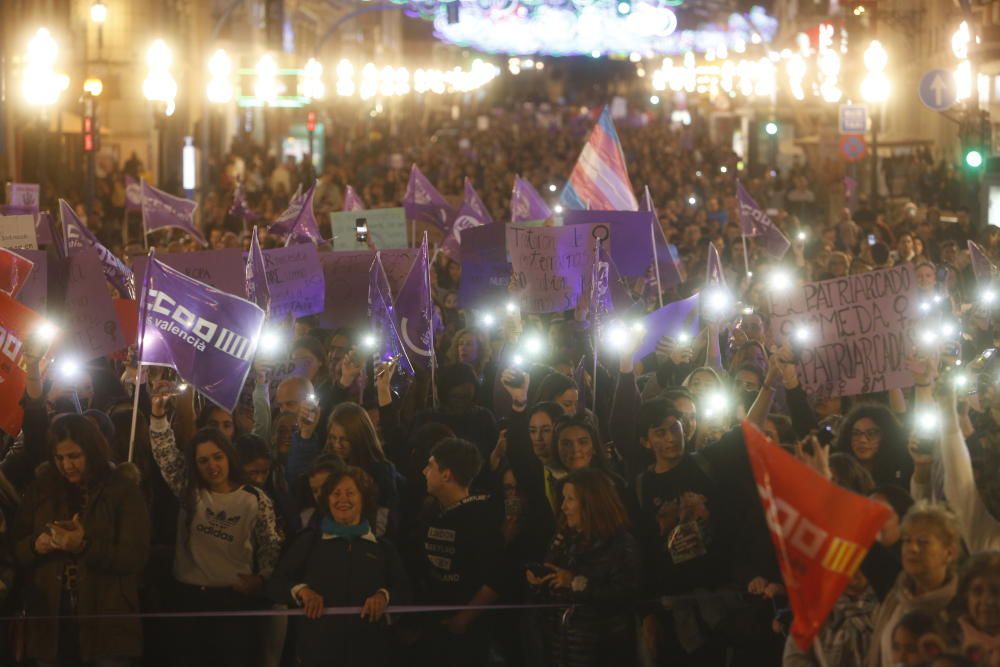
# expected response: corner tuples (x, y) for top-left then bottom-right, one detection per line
(919, 69), (957, 111)
(839, 105), (868, 134)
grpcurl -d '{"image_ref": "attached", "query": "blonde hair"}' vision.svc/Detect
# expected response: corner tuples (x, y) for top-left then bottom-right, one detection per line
(444, 328), (491, 375)
(901, 501), (961, 550)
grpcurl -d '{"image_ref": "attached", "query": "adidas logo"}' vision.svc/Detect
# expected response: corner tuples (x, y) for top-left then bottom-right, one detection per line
(205, 508), (241, 529)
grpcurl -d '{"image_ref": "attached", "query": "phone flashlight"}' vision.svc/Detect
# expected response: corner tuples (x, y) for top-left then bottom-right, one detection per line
(361, 333), (378, 350)
(258, 327), (284, 356)
(35, 320), (59, 343)
(355, 218), (369, 243)
(505, 301), (517, 314)
(768, 268), (793, 294)
(676, 331), (691, 345)
(796, 231), (807, 241)
(478, 312), (496, 330)
(867, 234), (876, 246)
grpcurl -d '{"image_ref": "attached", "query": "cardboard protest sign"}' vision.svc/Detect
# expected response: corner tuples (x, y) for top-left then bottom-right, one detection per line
(132, 249), (245, 297)
(13, 250), (46, 313)
(0, 215), (39, 249)
(262, 244), (325, 320)
(58, 249), (125, 361)
(4, 183), (40, 212)
(563, 210), (657, 277)
(459, 223), (510, 307)
(330, 208), (408, 250)
(770, 264), (920, 398)
(506, 225), (593, 313)
(318, 249), (418, 328)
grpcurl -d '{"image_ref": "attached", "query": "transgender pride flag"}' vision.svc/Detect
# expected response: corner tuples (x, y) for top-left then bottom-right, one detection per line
(560, 107), (638, 212)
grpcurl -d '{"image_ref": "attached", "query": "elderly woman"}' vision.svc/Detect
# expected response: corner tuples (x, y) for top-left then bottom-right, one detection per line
(947, 553), (1000, 666)
(266, 466), (409, 667)
(870, 503), (961, 667)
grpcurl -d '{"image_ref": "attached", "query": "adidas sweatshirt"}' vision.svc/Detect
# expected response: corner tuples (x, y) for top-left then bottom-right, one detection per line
(151, 417), (283, 588)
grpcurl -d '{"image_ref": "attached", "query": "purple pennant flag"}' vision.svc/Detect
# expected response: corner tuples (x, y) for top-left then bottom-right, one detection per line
(35, 211), (54, 247)
(639, 185), (655, 214)
(141, 180), (207, 245)
(271, 183), (324, 245)
(463, 178), (493, 225)
(60, 199), (135, 298)
(396, 235), (434, 370)
(404, 165), (454, 232)
(229, 179), (260, 222)
(125, 175), (142, 212)
(706, 242), (727, 288)
(511, 176), (552, 223)
(633, 294), (700, 361)
(441, 198), (490, 262)
(246, 226), (270, 316)
(369, 253), (414, 374)
(138, 255), (265, 411)
(969, 241), (998, 283)
(736, 180), (789, 258)
(344, 185), (366, 213)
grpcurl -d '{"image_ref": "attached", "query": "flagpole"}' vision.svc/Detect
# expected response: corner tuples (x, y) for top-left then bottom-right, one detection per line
(128, 248), (154, 462)
(649, 220), (664, 309)
(741, 234), (751, 280)
(591, 238), (601, 415)
(424, 232), (438, 409)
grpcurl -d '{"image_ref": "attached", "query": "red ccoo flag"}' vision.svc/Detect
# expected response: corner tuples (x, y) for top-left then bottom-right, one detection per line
(0, 291), (48, 436)
(742, 421), (891, 650)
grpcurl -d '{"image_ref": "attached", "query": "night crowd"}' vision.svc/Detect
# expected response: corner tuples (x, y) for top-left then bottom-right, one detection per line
(3, 101), (999, 667)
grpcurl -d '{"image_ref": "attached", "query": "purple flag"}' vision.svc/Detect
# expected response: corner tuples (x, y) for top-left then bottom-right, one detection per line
(736, 181), (789, 258)
(404, 165), (454, 232)
(441, 199), (490, 262)
(707, 243), (727, 288)
(229, 179), (260, 222)
(463, 178), (493, 225)
(396, 235), (434, 370)
(969, 241), (997, 283)
(125, 175), (142, 212)
(344, 185), (366, 213)
(35, 211), (54, 247)
(141, 181), (206, 245)
(139, 255), (265, 411)
(511, 176), (552, 223)
(246, 226), (270, 316)
(271, 183), (324, 245)
(636, 189), (681, 291)
(60, 199), (135, 298)
(369, 253), (414, 374)
(633, 294), (700, 361)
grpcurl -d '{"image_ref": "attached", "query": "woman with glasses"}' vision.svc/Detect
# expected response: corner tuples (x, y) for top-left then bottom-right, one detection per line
(834, 404), (913, 488)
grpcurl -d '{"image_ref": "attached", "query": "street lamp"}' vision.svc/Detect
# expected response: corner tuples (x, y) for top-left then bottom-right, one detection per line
(143, 39), (177, 187)
(90, 1), (107, 24)
(861, 40), (889, 208)
(255, 54), (278, 153)
(206, 49), (233, 104)
(23, 28), (69, 200)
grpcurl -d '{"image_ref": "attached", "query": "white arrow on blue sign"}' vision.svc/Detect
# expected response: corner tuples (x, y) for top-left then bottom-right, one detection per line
(919, 69), (958, 111)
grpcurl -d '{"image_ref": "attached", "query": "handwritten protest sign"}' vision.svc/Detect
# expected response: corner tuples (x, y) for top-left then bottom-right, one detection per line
(318, 249), (418, 328)
(0, 215), (38, 249)
(132, 249), (244, 296)
(14, 249), (46, 313)
(4, 183), (40, 212)
(459, 224), (509, 306)
(262, 244), (325, 320)
(563, 210), (656, 277)
(330, 208), (408, 250)
(59, 249), (124, 361)
(507, 225), (592, 313)
(770, 264), (920, 398)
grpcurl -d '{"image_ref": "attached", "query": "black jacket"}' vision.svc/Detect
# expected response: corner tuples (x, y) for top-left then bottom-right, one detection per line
(266, 529), (410, 667)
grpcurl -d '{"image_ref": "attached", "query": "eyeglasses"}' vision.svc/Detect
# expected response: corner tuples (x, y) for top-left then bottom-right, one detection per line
(851, 428), (881, 441)
(735, 380), (760, 392)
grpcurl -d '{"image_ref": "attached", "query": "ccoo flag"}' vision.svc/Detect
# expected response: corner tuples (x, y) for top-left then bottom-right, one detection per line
(138, 255), (265, 412)
(0, 291), (48, 435)
(511, 176), (552, 223)
(442, 181), (492, 261)
(61, 199), (136, 298)
(396, 234), (435, 370)
(0, 248), (34, 298)
(368, 253), (413, 375)
(245, 226), (270, 317)
(343, 185), (366, 213)
(404, 165), (455, 232)
(271, 183), (324, 245)
(736, 181), (790, 258)
(560, 107), (638, 212)
(743, 421), (891, 650)
(141, 181), (207, 246)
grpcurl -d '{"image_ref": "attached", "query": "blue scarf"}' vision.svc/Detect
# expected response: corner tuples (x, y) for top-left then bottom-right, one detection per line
(320, 517), (371, 540)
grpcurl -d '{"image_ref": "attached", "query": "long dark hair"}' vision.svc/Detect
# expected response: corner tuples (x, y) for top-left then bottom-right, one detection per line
(48, 413), (113, 488)
(557, 469), (630, 544)
(834, 403), (911, 484)
(326, 402), (387, 469)
(182, 428), (246, 532)
(551, 413), (609, 472)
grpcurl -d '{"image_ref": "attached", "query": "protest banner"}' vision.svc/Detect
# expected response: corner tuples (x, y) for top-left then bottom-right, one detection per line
(563, 210), (657, 277)
(59, 249), (125, 361)
(262, 244), (325, 320)
(318, 249), (418, 328)
(0, 290), (46, 435)
(330, 208), (408, 250)
(4, 183), (40, 212)
(132, 249), (245, 297)
(770, 264), (920, 398)
(14, 250), (46, 313)
(507, 224), (592, 313)
(459, 223), (510, 307)
(0, 215), (39, 249)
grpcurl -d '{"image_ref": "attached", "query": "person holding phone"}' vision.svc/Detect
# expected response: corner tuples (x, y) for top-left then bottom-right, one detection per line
(14, 414), (150, 667)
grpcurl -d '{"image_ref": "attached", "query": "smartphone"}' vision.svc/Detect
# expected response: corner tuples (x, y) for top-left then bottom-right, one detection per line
(355, 218), (369, 243)
(816, 423), (835, 447)
(940, 215), (959, 224)
(506, 369), (526, 389)
(867, 234), (876, 246)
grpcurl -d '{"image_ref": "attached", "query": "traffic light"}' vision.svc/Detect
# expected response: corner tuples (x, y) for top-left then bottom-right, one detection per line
(961, 111), (991, 172)
(82, 96), (97, 153)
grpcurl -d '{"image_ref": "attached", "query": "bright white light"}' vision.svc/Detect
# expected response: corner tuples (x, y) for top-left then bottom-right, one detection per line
(143, 39), (177, 104)
(981, 289), (996, 305)
(720, 166), (728, 173)
(479, 313), (496, 329)
(705, 287), (731, 314)
(919, 329), (939, 347)
(793, 325), (812, 345)
(90, 1), (108, 24)
(258, 328), (284, 355)
(605, 321), (629, 350)
(765, 121), (778, 136)
(952, 21), (970, 60)
(687, 197), (696, 205)
(511, 354), (524, 368)
(864, 40), (888, 72)
(915, 410), (939, 436)
(35, 320), (59, 343)
(362, 333), (377, 350)
(505, 301), (517, 314)
(522, 333), (544, 358)
(23, 28), (68, 107)
(703, 391), (729, 418)
(952, 373), (969, 389)
(58, 358), (81, 381)
(797, 231), (807, 241)
(177, 383), (189, 392)
(254, 54), (279, 105)
(548, 184), (557, 192)
(206, 49), (234, 103)
(554, 204), (564, 214)
(919, 301), (931, 313)
(768, 268), (793, 293)
(182, 137), (196, 190)
(940, 322), (957, 338)
(676, 331), (690, 344)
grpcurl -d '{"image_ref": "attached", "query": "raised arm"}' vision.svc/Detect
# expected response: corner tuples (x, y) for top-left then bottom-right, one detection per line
(149, 390), (187, 498)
